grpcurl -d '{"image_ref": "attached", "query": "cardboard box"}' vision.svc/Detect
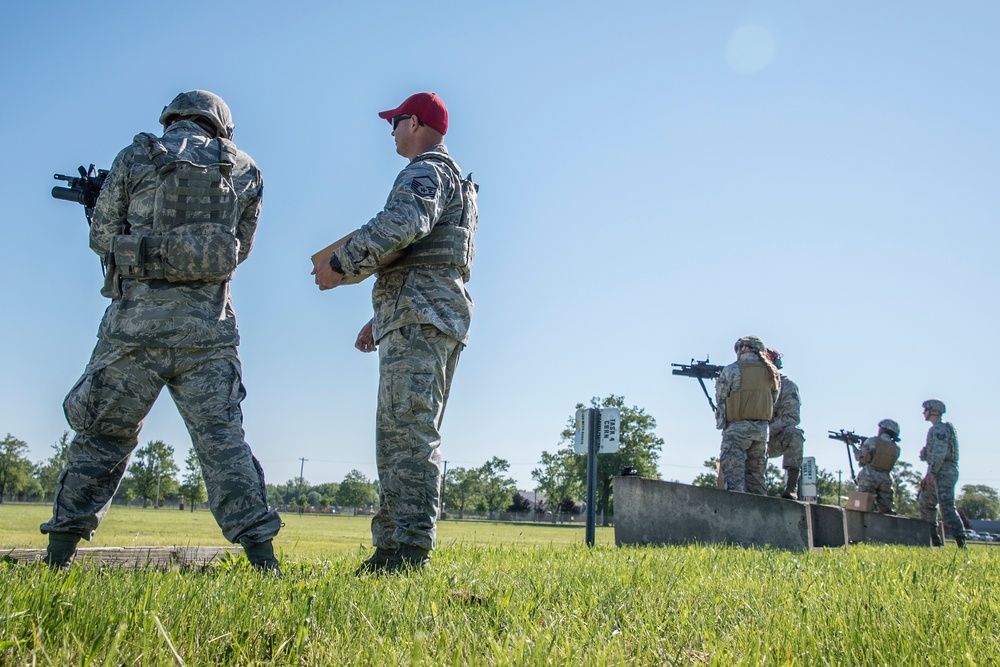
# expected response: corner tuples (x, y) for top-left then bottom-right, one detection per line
(311, 231), (403, 286)
(847, 491), (875, 512)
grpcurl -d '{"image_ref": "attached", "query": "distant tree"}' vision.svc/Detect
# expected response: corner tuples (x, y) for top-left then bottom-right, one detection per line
(336, 469), (377, 511)
(532, 448), (584, 512)
(125, 440), (179, 508)
(557, 395), (663, 525)
(957, 485), (1000, 520)
(442, 467), (478, 518)
(307, 490), (321, 507)
(890, 460), (922, 517)
(691, 457), (720, 489)
(476, 457), (518, 518)
(318, 495), (331, 510)
(0, 434), (32, 503)
(32, 431), (72, 502)
(815, 468), (856, 506)
(507, 492), (532, 513)
(764, 462), (785, 497)
(178, 449), (207, 512)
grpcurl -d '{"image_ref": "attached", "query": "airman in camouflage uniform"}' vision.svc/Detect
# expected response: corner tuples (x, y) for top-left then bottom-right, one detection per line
(918, 399), (965, 547)
(41, 91), (281, 571)
(765, 349), (805, 499)
(715, 336), (780, 495)
(853, 419), (901, 513)
(314, 93), (475, 573)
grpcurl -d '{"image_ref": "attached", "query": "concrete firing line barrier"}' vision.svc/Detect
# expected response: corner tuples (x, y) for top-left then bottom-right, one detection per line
(615, 476), (938, 550)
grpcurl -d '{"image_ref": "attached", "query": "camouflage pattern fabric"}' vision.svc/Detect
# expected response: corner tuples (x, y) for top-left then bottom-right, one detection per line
(41, 116), (278, 548)
(767, 374), (804, 469)
(856, 465), (894, 513)
(372, 324), (463, 551)
(40, 341), (281, 544)
(924, 421), (959, 473)
(90, 120), (263, 348)
(919, 420), (962, 537)
(719, 420), (769, 495)
(331, 144), (473, 346)
(918, 465), (963, 538)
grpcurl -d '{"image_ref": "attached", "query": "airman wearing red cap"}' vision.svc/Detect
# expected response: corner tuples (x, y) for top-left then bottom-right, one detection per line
(313, 92), (477, 574)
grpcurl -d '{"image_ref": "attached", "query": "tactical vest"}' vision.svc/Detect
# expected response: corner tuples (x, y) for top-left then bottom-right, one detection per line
(725, 358), (775, 422)
(870, 436), (900, 471)
(112, 133), (241, 284)
(387, 151), (478, 281)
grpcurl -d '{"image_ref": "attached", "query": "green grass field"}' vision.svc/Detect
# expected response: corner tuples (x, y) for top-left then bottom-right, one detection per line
(2, 503), (996, 666)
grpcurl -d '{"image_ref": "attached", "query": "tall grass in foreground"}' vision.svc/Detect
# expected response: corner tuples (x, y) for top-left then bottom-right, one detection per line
(2, 541), (997, 666)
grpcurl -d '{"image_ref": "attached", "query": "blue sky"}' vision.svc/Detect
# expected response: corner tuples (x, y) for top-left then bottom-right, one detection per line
(1, 2), (997, 494)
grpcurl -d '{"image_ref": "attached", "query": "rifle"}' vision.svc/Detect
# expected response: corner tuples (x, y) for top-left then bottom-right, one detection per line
(52, 164), (109, 226)
(827, 429), (868, 480)
(671, 357), (724, 413)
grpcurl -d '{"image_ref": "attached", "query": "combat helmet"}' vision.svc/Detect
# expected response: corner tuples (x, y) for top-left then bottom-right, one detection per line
(922, 399), (946, 415)
(159, 90), (235, 139)
(766, 348), (783, 369)
(734, 335), (766, 354)
(877, 419), (900, 440)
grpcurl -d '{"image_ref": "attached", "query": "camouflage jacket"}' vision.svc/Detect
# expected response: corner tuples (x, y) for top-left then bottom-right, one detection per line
(922, 421), (960, 474)
(90, 121), (263, 348)
(770, 374), (802, 434)
(333, 144), (473, 344)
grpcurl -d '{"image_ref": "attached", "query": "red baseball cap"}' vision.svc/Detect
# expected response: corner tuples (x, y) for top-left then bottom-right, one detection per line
(378, 92), (448, 135)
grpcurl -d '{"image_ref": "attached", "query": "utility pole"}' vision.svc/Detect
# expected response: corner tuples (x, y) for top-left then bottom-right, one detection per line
(837, 470), (842, 507)
(298, 457), (308, 498)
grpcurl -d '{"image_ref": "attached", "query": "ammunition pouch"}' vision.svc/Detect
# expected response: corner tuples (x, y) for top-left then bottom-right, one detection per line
(111, 224), (237, 284)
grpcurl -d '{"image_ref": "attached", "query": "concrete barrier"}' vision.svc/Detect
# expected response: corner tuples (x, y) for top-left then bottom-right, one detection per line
(809, 503), (849, 548)
(614, 476), (818, 551)
(844, 510), (937, 546)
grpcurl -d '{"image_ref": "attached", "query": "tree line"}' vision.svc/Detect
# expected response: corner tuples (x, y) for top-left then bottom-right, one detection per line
(3, 393), (999, 521)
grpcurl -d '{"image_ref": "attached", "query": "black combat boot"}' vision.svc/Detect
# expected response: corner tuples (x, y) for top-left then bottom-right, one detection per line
(354, 547), (397, 576)
(955, 533), (967, 549)
(43, 533), (80, 569)
(241, 539), (282, 575)
(782, 468), (800, 500)
(384, 544), (430, 574)
(930, 523), (943, 547)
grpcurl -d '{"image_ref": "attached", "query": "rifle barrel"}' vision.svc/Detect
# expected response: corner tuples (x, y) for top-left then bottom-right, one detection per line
(51, 186), (86, 204)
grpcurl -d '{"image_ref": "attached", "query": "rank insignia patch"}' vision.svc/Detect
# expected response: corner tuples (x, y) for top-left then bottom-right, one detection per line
(410, 176), (438, 198)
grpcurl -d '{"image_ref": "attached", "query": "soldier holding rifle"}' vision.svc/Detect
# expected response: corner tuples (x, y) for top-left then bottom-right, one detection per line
(714, 336), (780, 495)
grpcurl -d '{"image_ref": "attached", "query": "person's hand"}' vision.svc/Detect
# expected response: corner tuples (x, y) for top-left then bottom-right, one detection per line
(920, 473), (933, 490)
(355, 318), (376, 353)
(312, 260), (346, 290)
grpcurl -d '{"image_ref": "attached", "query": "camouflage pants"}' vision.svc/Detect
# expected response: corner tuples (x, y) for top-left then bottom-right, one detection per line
(918, 464), (963, 537)
(767, 427), (804, 470)
(720, 420), (769, 495)
(856, 466), (894, 513)
(372, 324), (463, 551)
(40, 340), (281, 545)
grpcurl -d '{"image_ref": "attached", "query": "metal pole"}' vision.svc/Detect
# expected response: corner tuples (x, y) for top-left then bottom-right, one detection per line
(585, 408), (599, 547)
(440, 460), (448, 518)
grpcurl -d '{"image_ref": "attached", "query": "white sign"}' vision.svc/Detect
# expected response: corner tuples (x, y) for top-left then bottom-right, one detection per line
(799, 456), (819, 503)
(800, 456), (817, 484)
(573, 408), (621, 454)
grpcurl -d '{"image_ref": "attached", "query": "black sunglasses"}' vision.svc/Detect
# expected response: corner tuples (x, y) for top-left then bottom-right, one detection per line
(392, 115), (425, 130)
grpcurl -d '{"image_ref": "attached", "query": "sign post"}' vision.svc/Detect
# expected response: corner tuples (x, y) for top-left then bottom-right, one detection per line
(575, 407), (621, 546)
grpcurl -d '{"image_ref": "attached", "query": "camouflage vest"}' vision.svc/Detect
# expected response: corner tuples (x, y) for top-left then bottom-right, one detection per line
(870, 436), (900, 471)
(388, 151), (478, 281)
(725, 358), (775, 422)
(112, 133), (240, 283)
